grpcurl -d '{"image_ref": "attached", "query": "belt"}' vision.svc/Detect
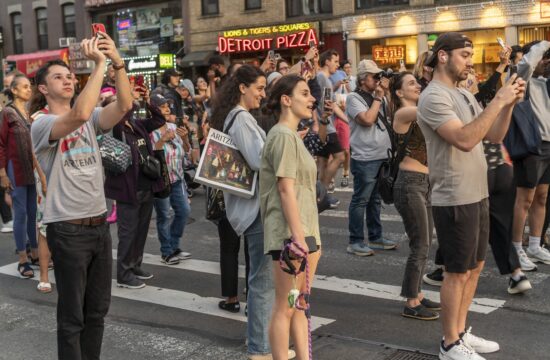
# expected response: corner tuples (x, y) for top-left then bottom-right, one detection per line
(64, 215), (107, 227)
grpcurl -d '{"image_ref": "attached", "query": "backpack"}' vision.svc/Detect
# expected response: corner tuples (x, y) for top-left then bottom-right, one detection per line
(353, 89), (412, 205)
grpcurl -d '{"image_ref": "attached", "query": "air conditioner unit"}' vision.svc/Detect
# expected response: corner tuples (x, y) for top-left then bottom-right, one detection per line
(59, 37), (77, 48)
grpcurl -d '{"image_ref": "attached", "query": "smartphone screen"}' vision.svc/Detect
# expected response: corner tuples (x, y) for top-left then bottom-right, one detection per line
(323, 87), (332, 103)
(92, 23), (106, 38)
(267, 50), (275, 62)
(497, 37), (506, 49)
(509, 65), (518, 77)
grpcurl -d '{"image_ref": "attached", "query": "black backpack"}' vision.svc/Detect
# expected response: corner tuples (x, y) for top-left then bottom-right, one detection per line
(354, 89), (412, 205)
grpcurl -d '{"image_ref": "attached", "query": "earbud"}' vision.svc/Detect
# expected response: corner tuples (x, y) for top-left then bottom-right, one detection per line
(442, 55), (448, 62)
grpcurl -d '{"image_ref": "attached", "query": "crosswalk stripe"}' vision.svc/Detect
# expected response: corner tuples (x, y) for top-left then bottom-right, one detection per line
(114, 251), (505, 315)
(321, 210), (402, 222)
(0, 262), (334, 331)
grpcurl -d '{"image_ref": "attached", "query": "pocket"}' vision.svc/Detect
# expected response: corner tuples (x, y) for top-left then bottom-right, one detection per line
(53, 222), (82, 235)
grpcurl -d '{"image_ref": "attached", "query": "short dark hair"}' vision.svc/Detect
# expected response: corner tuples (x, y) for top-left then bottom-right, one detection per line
(35, 60), (70, 86)
(510, 45), (522, 61)
(319, 49), (339, 68)
(208, 55), (226, 67)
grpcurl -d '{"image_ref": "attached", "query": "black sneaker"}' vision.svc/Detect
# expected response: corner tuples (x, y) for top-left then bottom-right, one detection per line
(117, 278), (146, 289)
(401, 304), (439, 321)
(420, 298), (441, 311)
(133, 267), (154, 280)
(423, 268), (444, 286)
(161, 254), (180, 265)
(507, 275), (532, 294)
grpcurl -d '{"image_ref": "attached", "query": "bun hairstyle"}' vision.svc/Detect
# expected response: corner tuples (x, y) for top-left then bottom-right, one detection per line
(5, 74), (28, 102)
(389, 71), (413, 117)
(265, 74), (306, 118)
(210, 64), (265, 131)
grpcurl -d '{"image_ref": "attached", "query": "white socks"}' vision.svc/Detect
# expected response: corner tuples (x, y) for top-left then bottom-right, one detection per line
(529, 236), (542, 252)
(511, 271), (525, 281)
(513, 242), (523, 252)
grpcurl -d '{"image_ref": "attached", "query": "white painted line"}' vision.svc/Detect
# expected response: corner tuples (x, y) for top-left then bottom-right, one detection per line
(334, 187), (353, 193)
(115, 251), (505, 315)
(0, 262), (335, 331)
(321, 210), (402, 222)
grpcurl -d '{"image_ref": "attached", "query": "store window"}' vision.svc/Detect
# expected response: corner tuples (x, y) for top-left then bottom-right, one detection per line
(62, 3), (76, 38)
(94, 1), (184, 58)
(356, 0), (409, 10)
(519, 26), (550, 45)
(11, 12), (23, 54)
(36, 8), (48, 50)
(202, 0), (219, 15)
(287, 0), (332, 17)
(246, 0), (262, 10)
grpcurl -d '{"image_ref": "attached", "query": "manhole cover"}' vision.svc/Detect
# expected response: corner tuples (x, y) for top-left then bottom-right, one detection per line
(385, 349), (438, 360)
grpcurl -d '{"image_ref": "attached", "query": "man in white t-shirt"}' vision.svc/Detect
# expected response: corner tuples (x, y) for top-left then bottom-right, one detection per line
(31, 33), (133, 360)
(418, 32), (525, 360)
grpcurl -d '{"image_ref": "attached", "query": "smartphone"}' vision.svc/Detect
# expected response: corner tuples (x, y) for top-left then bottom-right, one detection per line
(309, 40), (316, 48)
(175, 117), (184, 128)
(497, 37), (506, 49)
(399, 59), (405, 67)
(323, 87), (333, 103)
(300, 61), (312, 77)
(268, 50), (276, 62)
(92, 23), (106, 39)
(509, 64), (518, 77)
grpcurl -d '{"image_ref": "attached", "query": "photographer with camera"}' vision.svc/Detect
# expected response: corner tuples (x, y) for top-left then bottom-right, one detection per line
(346, 59), (396, 257)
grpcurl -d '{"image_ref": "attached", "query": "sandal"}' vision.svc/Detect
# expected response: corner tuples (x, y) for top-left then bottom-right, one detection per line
(29, 257), (54, 270)
(218, 300), (240, 313)
(37, 282), (52, 293)
(17, 262), (34, 279)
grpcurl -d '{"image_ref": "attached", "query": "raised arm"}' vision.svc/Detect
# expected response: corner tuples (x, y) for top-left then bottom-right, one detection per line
(436, 76), (523, 151)
(97, 32), (133, 131)
(48, 38), (106, 140)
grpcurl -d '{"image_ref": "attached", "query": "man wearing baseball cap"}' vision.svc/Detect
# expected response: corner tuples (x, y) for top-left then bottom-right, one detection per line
(345, 59), (397, 257)
(417, 32), (526, 360)
(151, 68), (183, 120)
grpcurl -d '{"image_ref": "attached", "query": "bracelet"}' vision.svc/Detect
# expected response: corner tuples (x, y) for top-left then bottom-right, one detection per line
(373, 97), (382, 103)
(112, 61), (125, 71)
(319, 119), (330, 125)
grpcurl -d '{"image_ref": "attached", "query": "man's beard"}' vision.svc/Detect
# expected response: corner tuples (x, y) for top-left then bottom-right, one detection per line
(446, 62), (469, 82)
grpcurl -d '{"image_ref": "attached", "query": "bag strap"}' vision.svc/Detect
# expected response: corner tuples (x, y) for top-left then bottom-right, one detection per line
(354, 90), (394, 148)
(223, 110), (245, 135)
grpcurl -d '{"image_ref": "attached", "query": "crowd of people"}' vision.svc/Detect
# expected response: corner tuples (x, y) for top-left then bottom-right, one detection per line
(0, 28), (549, 360)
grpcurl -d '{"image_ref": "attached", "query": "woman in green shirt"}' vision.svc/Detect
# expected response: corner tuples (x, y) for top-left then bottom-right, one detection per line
(260, 74), (321, 360)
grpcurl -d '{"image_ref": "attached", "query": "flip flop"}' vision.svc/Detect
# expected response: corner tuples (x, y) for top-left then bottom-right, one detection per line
(37, 282), (52, 293)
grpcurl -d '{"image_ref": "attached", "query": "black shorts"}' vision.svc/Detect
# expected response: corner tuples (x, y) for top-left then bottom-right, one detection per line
(513, 142), (550, 188)
(433, 199), (490, 273)
(317, 133), (344, 158)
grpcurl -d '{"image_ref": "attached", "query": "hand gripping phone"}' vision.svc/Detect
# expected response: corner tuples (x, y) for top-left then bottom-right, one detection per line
(92, 23), (106, 39)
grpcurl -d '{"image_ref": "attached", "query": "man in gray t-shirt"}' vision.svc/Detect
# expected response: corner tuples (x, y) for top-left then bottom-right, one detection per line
(346, 59), (396, 257)
(30, 34), (134, 360)
(418, 32), (525, 360)
(316, 49), (349, 207)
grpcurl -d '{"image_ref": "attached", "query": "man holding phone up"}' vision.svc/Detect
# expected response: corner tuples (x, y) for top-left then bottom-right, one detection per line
(31, 31), (133, 360)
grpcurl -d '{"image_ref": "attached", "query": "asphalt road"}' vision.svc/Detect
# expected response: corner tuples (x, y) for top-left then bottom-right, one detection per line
(1, 180), (550, 360)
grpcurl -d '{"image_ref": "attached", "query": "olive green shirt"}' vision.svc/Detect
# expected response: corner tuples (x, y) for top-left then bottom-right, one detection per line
(260, 124), (320, 254)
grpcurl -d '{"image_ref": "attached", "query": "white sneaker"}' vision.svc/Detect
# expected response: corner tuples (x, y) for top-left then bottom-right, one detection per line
(439, 340), (485, 360)
(1, 220), (13, 233)
(462, 327), (499, 354)
(517, 248), (537, 271)
(526, 246), (550, 265)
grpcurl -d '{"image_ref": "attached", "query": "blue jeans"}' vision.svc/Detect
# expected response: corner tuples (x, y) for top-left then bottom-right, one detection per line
(245, 214), (273, 355)
(348, 158), (384, 244)
(8, 161), (37, 252)
(154, 181), (191, 257)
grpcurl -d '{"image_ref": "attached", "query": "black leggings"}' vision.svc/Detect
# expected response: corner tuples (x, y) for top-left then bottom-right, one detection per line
(487, 164), (521, 275)
(218, 217), (250, 298)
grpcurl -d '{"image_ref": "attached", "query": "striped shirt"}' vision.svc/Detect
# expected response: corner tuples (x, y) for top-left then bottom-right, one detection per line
(150, 123), (186, 184)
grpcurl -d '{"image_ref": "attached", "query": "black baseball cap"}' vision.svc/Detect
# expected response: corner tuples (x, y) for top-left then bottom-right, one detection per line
(426, 32), (474, 68)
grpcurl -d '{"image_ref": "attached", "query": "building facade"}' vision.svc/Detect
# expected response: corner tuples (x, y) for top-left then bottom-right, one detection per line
(343, 0), (550, 78)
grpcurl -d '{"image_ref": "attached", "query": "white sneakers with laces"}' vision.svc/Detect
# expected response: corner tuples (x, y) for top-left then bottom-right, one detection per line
(517, 248), (537, 271)
(462, 327), (500, 354)
(526, 246), (550, 264)
(439, 340), (485, 360)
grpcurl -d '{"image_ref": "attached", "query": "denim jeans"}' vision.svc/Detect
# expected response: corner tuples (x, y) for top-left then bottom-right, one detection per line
(47, 221), (112, 360)
(154, 181), (191, 257)
(348, 158), (384, 244)
(7, 161), (37, 252)
(393, 170), (433, 299)
(245, 213), (273, 355)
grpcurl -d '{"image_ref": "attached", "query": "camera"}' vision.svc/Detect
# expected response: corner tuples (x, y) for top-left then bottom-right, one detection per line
(374, 68), (395, 80)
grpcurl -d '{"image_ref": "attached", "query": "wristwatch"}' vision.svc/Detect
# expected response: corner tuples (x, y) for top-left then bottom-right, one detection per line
(112, 61), (125, 71)
(319, 119), (330, 125)
(373, 97), (383, 103)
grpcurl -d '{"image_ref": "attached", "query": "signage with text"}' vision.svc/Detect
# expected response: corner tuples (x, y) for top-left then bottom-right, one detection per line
(124, 55), (159, 72)
(372, 45), (406, 65)
(218, 22), (318, 54)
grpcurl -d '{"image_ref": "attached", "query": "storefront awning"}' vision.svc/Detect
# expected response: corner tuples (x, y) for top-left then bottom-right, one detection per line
(179, 51), (215, 68)
(6, 49), (69, 78)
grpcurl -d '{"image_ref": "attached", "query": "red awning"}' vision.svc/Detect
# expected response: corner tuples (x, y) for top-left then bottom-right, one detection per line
(6, 49), (69, 78)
